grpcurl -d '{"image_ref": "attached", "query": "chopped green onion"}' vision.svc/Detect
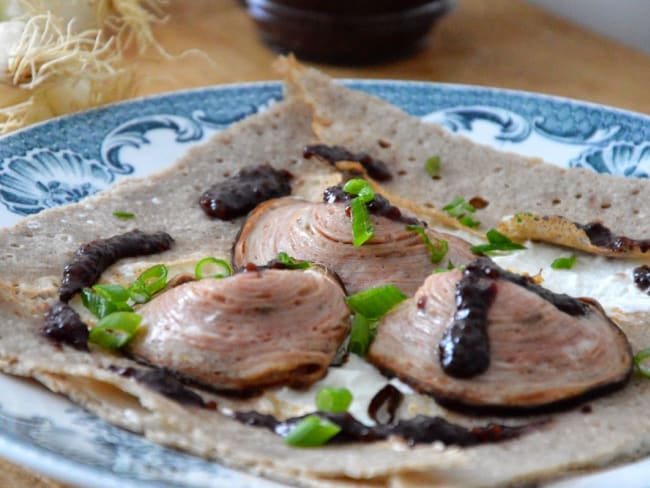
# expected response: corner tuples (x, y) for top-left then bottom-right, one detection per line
(88, 312), (142, 350)
(129, 264), (169, 303)
(346, 284), (407, 321)
(343, 178), (375, 203)
(346, 285), (404, 356)
(137, 264), (169, 294)
(459, 215), (481, 228)
(551, 255), (577, 270)
(276, 252), (311, 269)
(128, 281), (150, 304)
(443, 197), (476, 218)
(634, 348), (650, 379)
(81, 288), (112, 319)
(93, 284), (131, 303)
(349, 197), (374, 247)
(112, 211), (135, 220)
(195, 257), (233, 280)
(81, 286), (132, 319)
(443, 197), (481, 228)
(284, 415), (341, 447)
(406, 225), (448, 263)
(343, 179), (376, 247)
(316, 387), (353, 413)
(470, 229), (527, 255)
(348, 314), (373, 356)
(424, 155), (441, 178)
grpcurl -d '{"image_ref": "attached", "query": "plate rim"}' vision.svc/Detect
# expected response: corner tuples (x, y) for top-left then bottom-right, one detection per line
(1, 78), (650, 488)
(1, 78), (649, 145)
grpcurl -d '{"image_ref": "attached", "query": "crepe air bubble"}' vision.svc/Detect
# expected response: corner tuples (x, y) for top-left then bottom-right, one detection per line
(151, 197), (162, 205)
(26, 221), (41, 229)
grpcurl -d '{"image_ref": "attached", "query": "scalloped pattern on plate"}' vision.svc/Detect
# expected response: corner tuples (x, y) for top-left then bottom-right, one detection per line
(1, 81), (649, 488)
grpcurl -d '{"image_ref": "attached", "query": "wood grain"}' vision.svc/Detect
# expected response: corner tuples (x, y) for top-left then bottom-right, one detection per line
(134, 0), (650, 114)
(0, 458), (70, 488)
(3, 0), (650, 486)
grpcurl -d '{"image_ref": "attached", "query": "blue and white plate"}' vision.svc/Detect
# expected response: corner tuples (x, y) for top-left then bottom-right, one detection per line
(1, 81), (649, 487)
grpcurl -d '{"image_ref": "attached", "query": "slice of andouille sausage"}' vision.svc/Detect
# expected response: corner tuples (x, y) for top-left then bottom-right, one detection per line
(129, 266), (349, 391)
(233, 196), (474, 295)
(367, 257), (634, 414)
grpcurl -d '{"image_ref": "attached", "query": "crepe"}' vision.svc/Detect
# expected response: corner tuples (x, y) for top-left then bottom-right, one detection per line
(278, 57), (650, 242)
(0, 97), (464, 487)
(1, 62), (650, 487)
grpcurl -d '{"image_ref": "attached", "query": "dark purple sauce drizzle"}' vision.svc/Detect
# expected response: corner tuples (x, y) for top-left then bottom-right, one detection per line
(44, 230), (173, 350)
(111, 366), (211, 408)
(323, 184), (421, 226)
(233, 410), (531, 447)
(199, 165), (292, 220)
(470, 257), (588, 316)
(579, 222), (650, 253)
(439, 275), (496, 378)
(368, 384), (403, 425)
(59, 230), (174, 302)
(439, 257), (588, 379)
(633, 265), (650, 294)
(42, 302), (89, 351)
(304, 144), (392, 182)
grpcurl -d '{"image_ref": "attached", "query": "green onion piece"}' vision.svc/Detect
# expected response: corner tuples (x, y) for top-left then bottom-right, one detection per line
(342, 179), (376, 247)
(470, 229), (527, 255)
(346, 284), (407, 321)
(459, 215), (481, 228)
(551, 255), (577, 270)
(137, 264), (169, 294)
(442, 197), (476, 218)
(316, 387), (353, 413)
(195, 257), (233, 280)
(424, 155), (441, 177)
(343, 178), (375, 203)
(348, 314), (372, 356)
(128, 281), (150, 304)
(634, 348), (650, 379)
(112, 211), (135, 220)
(88, 312), (142, 350)
(284, 415), (341, 447)
(442, 197), (481, 228)
(81, 286), (132, 319)
(406, 225), (448, 263)
(129, 264), (169, 303)
(81, 288), (114, 319)
(276, 252), (311, 269)
(349, 197), (374, 247)
(93, 284), (131, 304)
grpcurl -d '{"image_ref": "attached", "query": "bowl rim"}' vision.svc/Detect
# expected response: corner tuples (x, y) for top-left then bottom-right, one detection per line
(246, 0), (455, 24)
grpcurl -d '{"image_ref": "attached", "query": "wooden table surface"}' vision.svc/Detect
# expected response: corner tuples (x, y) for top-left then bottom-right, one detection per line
(3, 0), (650, 486)
(134, 0), (650, 114)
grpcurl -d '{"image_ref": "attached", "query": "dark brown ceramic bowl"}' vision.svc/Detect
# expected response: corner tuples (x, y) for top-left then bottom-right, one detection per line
(246, 0), (455, 65)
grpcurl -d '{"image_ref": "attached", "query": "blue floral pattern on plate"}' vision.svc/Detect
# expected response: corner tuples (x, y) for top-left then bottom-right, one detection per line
(2, 81), (649, 224)
(0, 81), (649, 488)
(572, 141), (650, 178)
(0, 149), (114, 215)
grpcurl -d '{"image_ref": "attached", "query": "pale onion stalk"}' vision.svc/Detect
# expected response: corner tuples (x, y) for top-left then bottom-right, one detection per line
(4, 0), (167, 52)
(0, 13), (133, 133)
(98, 0), (168, 54)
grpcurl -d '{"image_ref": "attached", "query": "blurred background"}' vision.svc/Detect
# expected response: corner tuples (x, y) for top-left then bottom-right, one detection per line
(1, 0), (650, 486)
(2, 0), (649, 136)
(528, 0), (650, 54)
